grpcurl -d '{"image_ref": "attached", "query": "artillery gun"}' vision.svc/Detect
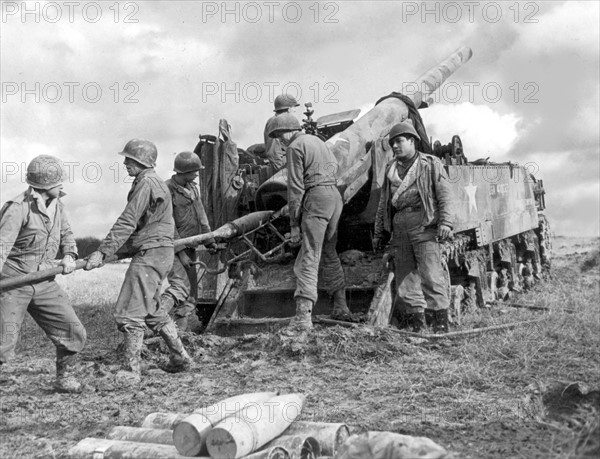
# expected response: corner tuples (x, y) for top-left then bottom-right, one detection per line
(190, 46), (551, 333)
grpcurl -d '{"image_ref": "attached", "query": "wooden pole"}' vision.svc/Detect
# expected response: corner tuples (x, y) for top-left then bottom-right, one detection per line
(0, 210), (274, 292)
(0, 254), (120, 292)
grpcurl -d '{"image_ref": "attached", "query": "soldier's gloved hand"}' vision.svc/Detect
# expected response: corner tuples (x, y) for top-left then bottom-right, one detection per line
(60, 254), (76, 275)
(382, 252), (393, 270)
(372, 237), (382, 252)
(178, 251), (192, 269)
(205, 242), (218, 255)
(290, 225), (301, 245)
(437, 224), (452, 241)
(85, 251), (104, 271)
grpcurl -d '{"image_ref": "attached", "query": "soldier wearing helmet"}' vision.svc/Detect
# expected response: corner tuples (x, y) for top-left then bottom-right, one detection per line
(269, 113), (353, 336)
(160, 151), (217, 332)
(0, 155), (86, 393)
(85, 139), (193, 383)
(263, 94), (301, 171)
(373, 121), (454, 333)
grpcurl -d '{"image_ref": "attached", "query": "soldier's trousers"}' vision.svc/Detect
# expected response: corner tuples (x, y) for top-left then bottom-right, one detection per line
(391, 209), (449, 314)
(294, 185), (345, 304)
(162, 249), (196, 320)
(114, 247), (174, 333)
(0, 279), (86, 363)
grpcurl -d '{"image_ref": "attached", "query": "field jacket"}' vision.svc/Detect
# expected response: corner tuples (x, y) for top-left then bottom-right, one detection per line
(165, 176), (214, 251)
(374, 152), (454, 239)
(0, 189), (77, 276)
(98, 168), (174, 258)
(286, 132), (338, 227)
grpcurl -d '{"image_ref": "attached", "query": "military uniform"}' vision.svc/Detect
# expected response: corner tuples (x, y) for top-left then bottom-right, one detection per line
(87, 140), (192, 380)
(162, 176), (214, 324)
(97, 168), (175, 332)
(374, 151), (453, 319)
(287, 132), (346, 303)
(0, 189), (86, 382)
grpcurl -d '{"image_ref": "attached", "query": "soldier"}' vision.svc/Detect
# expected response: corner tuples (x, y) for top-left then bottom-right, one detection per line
(373, 122), (454, 333)
(263, 94), (300, 170)
(85, 139), (192, 383)
(269, 113), (352, 335)
(0, 155), (85, 392)
(161, 151), (217, 332)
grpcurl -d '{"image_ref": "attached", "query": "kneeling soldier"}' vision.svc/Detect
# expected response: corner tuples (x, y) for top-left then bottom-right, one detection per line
(161, 152), (217, 332)
(0, 155), (85, 392)
(85, 139), (192, 383)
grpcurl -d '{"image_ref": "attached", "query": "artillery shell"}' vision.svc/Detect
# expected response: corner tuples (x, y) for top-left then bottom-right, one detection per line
(206, 393), (306, 459)
(283, 421), (350, 456)
(107, 426), (174, 445)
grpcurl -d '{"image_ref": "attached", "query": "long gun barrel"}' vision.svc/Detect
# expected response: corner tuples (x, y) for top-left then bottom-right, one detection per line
(0, 211), (274, 292)
(255, 46), (473, 209)
(408, 46), (473, 108)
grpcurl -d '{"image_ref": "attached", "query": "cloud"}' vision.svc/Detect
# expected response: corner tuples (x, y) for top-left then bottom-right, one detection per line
(1, 0), (598, 239)
(424, 103), (521, 161)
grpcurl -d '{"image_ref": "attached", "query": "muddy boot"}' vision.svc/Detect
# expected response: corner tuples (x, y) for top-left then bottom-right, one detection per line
(54, 351), (82, 393)
(425, 309), (435, 327)
(281, 297), (313, 336)
(174, 315), (189, 333)
(407, 312), (426, 333)
(432, 309), (449, 334)
(159, 321), (193, 373)
(115, 329), (144, 385)
(330, 289), (353, 321)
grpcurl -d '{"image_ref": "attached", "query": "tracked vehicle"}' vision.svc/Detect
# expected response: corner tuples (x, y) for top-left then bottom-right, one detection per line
(191, 47), (551, 334)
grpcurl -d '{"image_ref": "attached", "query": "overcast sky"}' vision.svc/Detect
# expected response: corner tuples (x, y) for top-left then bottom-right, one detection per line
(1, 1), (599, 238)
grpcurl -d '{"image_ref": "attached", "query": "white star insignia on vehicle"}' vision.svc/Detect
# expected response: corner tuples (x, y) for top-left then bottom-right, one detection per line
(464, 184), (478, 214)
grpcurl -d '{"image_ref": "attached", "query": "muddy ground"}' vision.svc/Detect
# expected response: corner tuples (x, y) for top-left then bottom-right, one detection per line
(0, 236), (598, 458)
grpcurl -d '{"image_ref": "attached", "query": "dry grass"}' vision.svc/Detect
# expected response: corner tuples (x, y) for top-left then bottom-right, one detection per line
(1, 237), (599, 459)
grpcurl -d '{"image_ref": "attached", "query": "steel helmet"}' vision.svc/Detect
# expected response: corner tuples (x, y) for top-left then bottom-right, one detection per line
(273, 94), (300, 112)
(26, 155), (67, 190)
(118, 139), (157, 168)
(388, 121), (421, 146)
(268, 113), (302, 138)
(174, 151), (203, 173)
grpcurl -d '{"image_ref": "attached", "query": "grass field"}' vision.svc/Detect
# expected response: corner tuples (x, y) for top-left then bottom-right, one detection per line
(0, 237), (598, 458)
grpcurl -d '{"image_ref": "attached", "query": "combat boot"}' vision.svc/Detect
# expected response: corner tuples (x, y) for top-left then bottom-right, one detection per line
(432, 309), (449, 334)
(115, 329), (144, 385)
(407, 312), (426, 333)
(55, 351), (82, 393)
(174, 315), (189, 333)
(281, 297), (313, 336)
(330, 288), (353, 321)
(159, 321), (193, 373)
(425, 309), (435, 327)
